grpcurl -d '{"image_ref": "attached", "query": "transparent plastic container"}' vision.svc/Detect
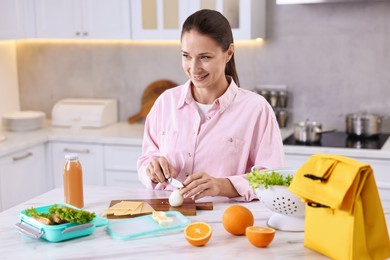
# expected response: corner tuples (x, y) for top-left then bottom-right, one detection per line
(106, 211), (190, 240)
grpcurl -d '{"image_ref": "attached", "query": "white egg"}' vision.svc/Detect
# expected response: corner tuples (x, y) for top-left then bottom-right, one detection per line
(169, 189), (184, 207)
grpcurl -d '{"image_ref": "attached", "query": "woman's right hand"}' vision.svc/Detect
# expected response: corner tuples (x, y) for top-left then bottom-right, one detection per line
(145, 156), (177, 184)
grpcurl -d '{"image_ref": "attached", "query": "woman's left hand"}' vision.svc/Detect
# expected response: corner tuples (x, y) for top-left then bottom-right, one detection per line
(181, 172), (239, 200)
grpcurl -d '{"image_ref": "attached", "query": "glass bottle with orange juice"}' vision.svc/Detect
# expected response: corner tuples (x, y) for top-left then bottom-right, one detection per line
(63, 153), (84, 208)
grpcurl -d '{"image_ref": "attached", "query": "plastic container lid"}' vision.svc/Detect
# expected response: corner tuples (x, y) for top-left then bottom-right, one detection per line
(65, 153), (79, 160)
(106, 211), (190, 240)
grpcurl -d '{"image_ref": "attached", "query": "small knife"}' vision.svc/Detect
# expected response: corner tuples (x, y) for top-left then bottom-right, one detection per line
(168, 177), (184, 188)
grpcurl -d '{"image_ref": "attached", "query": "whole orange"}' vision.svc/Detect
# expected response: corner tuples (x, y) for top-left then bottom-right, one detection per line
(246, 226), (275, 247)
(222, 205), (254, 236)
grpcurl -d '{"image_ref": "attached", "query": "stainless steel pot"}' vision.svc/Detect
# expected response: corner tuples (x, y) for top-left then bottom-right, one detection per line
(346, 112), (381, 137)
(294, 120), (335, 143)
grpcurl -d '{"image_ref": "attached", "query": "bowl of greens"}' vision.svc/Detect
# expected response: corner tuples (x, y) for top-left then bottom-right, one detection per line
(247, 167), (305, 232)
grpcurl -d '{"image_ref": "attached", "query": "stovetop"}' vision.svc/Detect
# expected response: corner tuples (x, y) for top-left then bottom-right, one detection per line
(283, 132), (390, 150)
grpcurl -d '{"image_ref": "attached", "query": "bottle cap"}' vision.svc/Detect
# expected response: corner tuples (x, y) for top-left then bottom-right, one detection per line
(65, 153), (79, 160)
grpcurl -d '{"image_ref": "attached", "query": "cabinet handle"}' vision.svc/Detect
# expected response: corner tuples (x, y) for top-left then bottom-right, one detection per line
(76, 32), (81, 36)
(13, 152), (33, 161)
(83, 32), (88, 36)
(63, 148), (90, 154)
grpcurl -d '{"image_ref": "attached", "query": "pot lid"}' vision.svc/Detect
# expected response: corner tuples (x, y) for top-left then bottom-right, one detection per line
(294, 119), (322, 127)
(346, 111), (381, 119)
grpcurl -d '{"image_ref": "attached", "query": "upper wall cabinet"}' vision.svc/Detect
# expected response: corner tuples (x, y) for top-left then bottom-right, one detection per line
(277, 0), (370, 3)
(35, 0), (130, 39)
(130, 0), (266, 40)
(0, 0), (35, 40)
(192, 0), (265, 40)
(130, 0), (189, 40)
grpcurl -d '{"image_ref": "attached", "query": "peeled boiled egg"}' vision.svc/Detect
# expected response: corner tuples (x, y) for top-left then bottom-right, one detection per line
(169, 189), (184, 207)
(152, 211), (173, 227)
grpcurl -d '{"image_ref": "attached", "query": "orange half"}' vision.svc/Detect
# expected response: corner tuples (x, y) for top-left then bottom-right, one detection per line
(246, 226), (275, 248)
(184, 222), (212, 247)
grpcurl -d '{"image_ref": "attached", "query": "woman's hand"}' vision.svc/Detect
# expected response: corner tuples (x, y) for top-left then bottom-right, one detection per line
(181, 172), (239, 200)
(145, 157), (177, 184)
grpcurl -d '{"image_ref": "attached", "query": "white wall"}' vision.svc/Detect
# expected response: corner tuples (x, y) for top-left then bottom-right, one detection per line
(13, 1), (390, 132)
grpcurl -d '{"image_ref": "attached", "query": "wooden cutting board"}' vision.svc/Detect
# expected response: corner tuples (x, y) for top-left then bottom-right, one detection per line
(128, 79), (177, 123)
(107, 198), (213, 219)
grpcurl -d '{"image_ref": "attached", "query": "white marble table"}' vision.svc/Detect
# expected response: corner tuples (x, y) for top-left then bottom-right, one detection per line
(0, 186), (388, 259)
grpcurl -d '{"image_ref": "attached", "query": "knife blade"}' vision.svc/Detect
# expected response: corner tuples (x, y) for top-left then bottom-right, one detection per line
(168, 177), (184, 188)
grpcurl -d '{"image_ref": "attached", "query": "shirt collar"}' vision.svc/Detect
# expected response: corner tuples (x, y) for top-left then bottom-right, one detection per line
(177, 80), (192, 109)
(218, 77), (238, 112)
(177, 77), (238, 112)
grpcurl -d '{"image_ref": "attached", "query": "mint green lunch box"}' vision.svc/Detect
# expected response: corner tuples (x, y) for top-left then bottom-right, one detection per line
(15, 203), (108, 242)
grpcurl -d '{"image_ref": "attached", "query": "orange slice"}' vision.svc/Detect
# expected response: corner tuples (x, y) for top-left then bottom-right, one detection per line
(184, 222), (212, 247)
(245, 226), (275, 248)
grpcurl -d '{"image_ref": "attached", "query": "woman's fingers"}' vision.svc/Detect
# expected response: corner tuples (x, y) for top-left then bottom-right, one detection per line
(182, 172), (217, 199)
(146, 164), (156, 182)
(147, 157), (175, 184)
(151, 160), (166, 183)
(158, 157), (170, 179)
(168, 164), (177, 179)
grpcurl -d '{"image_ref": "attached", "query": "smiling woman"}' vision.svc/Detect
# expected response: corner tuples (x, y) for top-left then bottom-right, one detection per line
(137, 9), (285, 202)
(180, 30), (234, 104)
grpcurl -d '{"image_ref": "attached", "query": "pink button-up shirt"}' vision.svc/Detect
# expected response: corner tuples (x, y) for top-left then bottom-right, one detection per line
(137, 79), (285, 201)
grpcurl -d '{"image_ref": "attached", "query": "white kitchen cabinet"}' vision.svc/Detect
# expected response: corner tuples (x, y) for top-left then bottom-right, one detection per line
(0, 0), (35, 40)
(35, 0), (130, 39)
(190, 0), (266, 40)
(130, 0), (189, 40)
(284, 153), (309, 169)
(0, 144), (47, 211)
(104, 145), (144, 189)
(50, 142), (104, 188)
(130, 0), (265, 40)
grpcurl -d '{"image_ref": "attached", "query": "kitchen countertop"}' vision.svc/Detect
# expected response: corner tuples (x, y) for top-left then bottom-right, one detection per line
(2, 185), (389, 259)
(281, 131), (390, 160)
(0, 121), (145, 157)
(0, 121), (292, 157)
(0, 121), (390, 160)
(283, 138), (390, 160)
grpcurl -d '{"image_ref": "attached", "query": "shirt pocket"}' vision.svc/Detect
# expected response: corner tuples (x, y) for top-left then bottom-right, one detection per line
(159, 129), (178, 156)
(212, 136), (246, 172)
(225, 136), (245, 153)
